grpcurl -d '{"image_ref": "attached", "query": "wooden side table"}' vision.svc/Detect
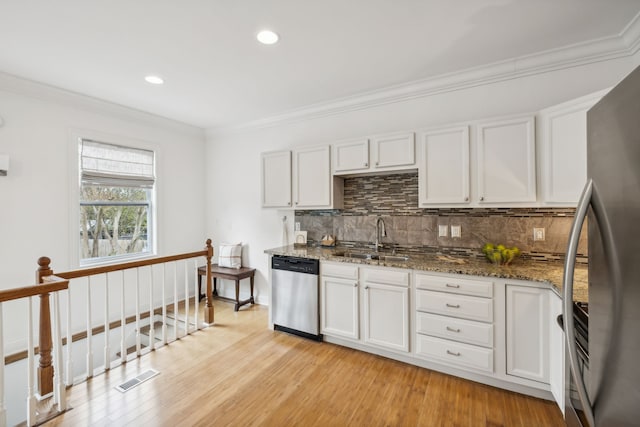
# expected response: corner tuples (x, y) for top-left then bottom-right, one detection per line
(197, 264), (256, 311)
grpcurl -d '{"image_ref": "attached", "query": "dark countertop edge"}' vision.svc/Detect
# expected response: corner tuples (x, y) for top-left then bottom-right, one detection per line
(264, 245), (588, 300)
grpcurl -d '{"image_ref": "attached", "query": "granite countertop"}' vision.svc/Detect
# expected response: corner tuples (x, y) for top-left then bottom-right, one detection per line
(264, 245), (588, 302)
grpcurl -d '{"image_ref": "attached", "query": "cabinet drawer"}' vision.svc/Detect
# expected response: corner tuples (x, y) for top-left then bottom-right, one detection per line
(362, 268), (409, 287)
(416, 312), (493, 348)
(416, 335), (494, 373)
(321, 263), (358, 280)
(415, 273), (493, 298)
(416, 289), (493, 322)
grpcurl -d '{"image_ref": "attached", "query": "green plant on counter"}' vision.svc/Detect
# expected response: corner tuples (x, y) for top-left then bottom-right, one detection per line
(482, 243), (521, 265)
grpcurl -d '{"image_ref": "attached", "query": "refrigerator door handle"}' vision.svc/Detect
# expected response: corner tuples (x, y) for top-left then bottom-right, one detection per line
(563, 179), (595, 427)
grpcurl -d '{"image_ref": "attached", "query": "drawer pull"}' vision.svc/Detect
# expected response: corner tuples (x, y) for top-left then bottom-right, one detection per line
(446, 326), (461, 333)
(445, 284), (460, 288)
(446, 350), (461, 357)
(354, 283), (358, 287)
(446, 303), (461, 308)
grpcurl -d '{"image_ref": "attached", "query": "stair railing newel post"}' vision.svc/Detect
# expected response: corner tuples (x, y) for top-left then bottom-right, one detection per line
(205, 239), (214, 324)
(36, 256), (54, 397)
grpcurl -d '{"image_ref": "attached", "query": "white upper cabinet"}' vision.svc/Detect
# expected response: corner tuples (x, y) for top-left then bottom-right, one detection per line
(261, 150), (291, 208)
(333, 138), (370, 173)
(477, 116), (536, 203)
(371, 132), (416, 170)
(539, 90), (606, 205)
(293, 145), (343, 209)
(419, 126), (470, 205)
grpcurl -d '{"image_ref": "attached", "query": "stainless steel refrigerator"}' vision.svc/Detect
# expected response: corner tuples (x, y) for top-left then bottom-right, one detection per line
(563, 65), (640, 426)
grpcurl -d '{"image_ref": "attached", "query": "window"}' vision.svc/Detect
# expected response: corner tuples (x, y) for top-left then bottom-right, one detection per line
(79, 139), (155, 264)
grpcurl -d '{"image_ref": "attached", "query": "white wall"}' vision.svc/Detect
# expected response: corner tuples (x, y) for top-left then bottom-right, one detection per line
(204, 55), (639, 304)
(0, 79), (207, 348)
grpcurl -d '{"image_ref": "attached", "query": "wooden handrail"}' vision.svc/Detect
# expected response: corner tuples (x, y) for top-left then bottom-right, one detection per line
(54, 250), (209, 280)
(0, 279), (69, 303)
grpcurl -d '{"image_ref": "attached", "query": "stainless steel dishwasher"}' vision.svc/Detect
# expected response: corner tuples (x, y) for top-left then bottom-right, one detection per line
(271, 255), (321, 340)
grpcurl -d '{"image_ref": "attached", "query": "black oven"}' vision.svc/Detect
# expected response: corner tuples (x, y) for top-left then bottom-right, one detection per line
(558, 302), (590, 427)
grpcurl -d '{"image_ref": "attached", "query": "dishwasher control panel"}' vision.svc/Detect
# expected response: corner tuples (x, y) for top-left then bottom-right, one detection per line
(272, 255), (319, 275)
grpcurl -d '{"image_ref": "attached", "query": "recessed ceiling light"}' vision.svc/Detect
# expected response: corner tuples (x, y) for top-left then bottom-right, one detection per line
(144, 75), (164, 85)
(257, 30), (279, 45)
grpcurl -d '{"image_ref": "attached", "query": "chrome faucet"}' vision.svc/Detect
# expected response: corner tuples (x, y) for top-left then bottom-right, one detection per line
(375, 217), (387, 252)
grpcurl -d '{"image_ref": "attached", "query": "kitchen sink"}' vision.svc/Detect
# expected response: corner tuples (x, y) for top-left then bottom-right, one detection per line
(333, 251), (410, 262)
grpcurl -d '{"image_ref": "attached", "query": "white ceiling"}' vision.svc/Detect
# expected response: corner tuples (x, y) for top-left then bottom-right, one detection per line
(1, 1), (640, 129)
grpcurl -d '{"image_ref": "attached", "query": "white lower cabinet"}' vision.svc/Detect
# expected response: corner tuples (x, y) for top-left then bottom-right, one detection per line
(319, 261), (562, 406)
(505, 284), (550, 384)
(320, 264), (359, 340)
(414, 272), (495, 374)
(363, 279), (409, 352)
(549, 292), (565, 414)
(321, 262), (409, 353)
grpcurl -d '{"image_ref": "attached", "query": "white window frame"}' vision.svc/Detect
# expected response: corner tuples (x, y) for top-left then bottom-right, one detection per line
(69, 130), (158, 267)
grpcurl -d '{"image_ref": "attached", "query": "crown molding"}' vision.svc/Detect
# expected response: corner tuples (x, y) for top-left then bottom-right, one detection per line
(0, 71), (204, 139)
(210, 12), (640, 137)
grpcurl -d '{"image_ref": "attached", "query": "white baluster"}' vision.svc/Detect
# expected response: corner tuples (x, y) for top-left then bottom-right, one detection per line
(149, 265), (155, 351)
(66, 285), (73, 386)
(52, 292), (66, 411)
(86, 276), (93, 379)
(162, 263), (167, 345)
(193, 260), (199, 331)
(104, 273), (110, 371)
(173, 262), (178, 341)
(120, 270), (126, 363)
(135, 268), (141, 356)
(26, 297), (36, 426)
(184, 262), (189, 336)
(0, 303), (6, 427)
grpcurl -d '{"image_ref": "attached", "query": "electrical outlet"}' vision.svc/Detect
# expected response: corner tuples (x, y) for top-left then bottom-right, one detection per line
(295, 222), (300, 231)
(451, 225), (461, 238)
(438, 225), (448, 237)
(533, 227), (545, 241)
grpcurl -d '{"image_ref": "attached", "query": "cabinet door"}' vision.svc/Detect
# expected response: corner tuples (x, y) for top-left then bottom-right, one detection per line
(333, 138), (369, 173)
(540, 92), (603, 204)
(549, 292), (565, 414)
(293, 145), (331, 208)
(506, 285), (549, 383)
(321, 276), (359, 340)
(371, 132), (415, 169)
(419, 126), (470, 205)
(363, 282), (409, 352)
(477, 116), (536, 203)
(261, 151), (291, 208)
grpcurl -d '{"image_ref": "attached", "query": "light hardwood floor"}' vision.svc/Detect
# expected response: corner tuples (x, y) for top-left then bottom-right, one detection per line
(45, 300), (563, 426)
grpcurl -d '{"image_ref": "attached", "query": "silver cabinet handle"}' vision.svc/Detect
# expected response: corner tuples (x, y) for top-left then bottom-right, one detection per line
(446, 303), (460, 308)
(464, 197), (469, 201)
(445, 284), (460, 289)
(364, 285), (369, 289)
(353, 283), (358, 287)
(480, 196), (484, 201)
(446, 350), (461, 356)
(287, 202), (291, 205)
(446, 326), (461, 333)
(364, 162), (368, 167)
(375, 161), (379, 166)
(563, 179), (595, 427)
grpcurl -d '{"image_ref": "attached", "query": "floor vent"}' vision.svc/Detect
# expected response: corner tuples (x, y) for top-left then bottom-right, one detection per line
(115, 369), (160, 393)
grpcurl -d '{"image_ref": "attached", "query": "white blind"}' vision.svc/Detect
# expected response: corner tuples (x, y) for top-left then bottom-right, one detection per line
(80, 139), (155, 188)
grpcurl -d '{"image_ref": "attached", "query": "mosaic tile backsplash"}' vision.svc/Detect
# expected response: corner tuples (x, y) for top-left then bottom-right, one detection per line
(295, 172), (588, 263)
